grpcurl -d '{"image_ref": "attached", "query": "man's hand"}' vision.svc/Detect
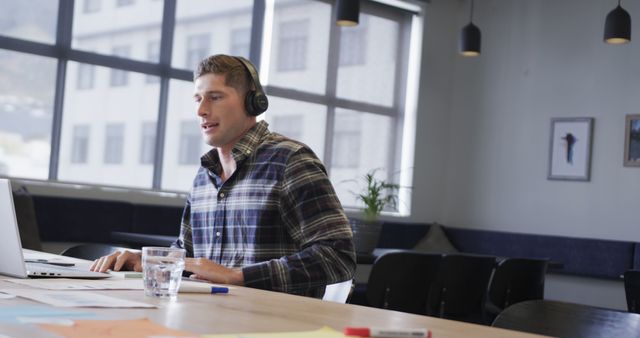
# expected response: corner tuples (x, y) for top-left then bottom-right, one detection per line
(90, 250), (142, 273)
(184, 258), (244, 285)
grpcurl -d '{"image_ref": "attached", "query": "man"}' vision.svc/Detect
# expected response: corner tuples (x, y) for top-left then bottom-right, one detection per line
(91, 55), (356, 298)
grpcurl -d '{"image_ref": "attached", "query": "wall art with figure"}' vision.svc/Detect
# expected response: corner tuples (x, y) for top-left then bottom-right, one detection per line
(624, 114), (640, 167)
(548, 117), (594, 181)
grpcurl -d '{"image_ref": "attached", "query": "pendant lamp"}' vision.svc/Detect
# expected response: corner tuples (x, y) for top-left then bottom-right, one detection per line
(336, 0), (359, 27)
(604, 0), (631, 44)
(460, 0), (481, 56)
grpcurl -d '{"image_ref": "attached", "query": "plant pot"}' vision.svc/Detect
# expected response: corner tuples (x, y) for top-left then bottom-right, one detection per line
(350, 219), (382, 255)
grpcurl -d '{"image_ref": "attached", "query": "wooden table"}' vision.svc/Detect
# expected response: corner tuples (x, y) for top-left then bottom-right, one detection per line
(0, 250), (547, 337)
(493, 299), (640, 338)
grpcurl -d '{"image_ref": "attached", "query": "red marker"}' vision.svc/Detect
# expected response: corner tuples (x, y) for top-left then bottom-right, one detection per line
(344, 327), (431, 338)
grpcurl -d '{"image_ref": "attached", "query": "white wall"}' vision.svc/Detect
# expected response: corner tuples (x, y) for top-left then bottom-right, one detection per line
(411, 0), (640, 309)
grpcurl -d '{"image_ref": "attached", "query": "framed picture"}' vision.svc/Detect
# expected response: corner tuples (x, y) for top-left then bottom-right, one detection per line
(624, 114), (640, 167)
(548, 117), (594, 181)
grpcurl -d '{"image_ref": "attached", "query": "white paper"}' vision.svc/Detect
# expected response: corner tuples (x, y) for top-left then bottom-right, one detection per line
(0, 292), (16, 299)
(0, 288), (155, 308)
(4, 278), (144, 290)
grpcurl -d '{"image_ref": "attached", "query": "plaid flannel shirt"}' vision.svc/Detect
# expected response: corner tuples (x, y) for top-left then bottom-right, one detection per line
(173, 121), (356, 298)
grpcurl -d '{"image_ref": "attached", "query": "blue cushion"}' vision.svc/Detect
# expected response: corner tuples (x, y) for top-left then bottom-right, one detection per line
(445, 227), (634, 279)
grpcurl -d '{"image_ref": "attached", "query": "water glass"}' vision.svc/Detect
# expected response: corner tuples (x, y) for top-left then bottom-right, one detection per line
(142, 247), (186, 299)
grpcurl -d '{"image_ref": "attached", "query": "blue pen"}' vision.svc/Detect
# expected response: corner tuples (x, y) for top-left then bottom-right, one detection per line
(211, 287), (229, 294)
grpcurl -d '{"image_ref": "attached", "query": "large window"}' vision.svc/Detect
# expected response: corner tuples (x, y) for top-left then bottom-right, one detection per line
(0, 0), (420, 215)
(277, 20), (309, 72)
(0, 50), (56, 179)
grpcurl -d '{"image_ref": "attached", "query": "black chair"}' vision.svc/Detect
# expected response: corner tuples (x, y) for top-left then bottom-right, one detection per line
(485, 258), (548, 321)
(364, 251), (442, 315)
(624, 270), (640, 313)
(60, 244), (130, 260)
(426, 253), (496, 324)
(493, 299), (640, 338)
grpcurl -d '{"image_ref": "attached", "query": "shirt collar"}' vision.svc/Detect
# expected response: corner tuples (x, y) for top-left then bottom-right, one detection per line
(200, 120), (270, 174)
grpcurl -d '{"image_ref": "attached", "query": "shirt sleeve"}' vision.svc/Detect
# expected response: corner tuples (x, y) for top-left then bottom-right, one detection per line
(241, 147), (356, 297)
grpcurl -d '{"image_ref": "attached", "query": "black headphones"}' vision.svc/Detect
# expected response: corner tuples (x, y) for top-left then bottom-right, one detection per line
(234, 56), (269, 116)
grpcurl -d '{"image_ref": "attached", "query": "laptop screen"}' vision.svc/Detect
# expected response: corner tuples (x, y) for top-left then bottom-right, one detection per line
(0, 179), (28, 278)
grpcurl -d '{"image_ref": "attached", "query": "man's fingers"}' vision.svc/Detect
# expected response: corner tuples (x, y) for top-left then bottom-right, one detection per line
(98, 252), (119, 272)
(90, 257), (103, 271)
(112, 251), (129, 272)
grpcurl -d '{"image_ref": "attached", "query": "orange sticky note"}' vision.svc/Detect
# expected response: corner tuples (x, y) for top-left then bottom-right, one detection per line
(40, 318), (199, 338)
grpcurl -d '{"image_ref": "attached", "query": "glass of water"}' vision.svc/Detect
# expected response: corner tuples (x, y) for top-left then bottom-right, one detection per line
(142, 247), (186, 299)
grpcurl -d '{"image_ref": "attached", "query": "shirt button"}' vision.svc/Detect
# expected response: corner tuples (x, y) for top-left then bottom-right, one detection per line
(245, 150), (251, 155)
(219, 192), (225, 198)
(216, 231), (221, 237)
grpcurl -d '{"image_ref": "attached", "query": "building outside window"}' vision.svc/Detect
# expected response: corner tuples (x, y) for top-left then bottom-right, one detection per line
(230, 28), (250, 59)
(71, 125), (90, 164)
(332, 113), (361, 168)
(116, 0), (134, 7)
(104, 124), (124, 164)
(83, 0), (100, 13)
(110, 45), (130, 87)
(76, 63), (95, 90)
(185, 34), (210, 70)
(140, 122), (156, 165)
(271, 115), (303, 141)
(146, 40), (160, 84)
(277, 20), (308, 72)
(178, 121), (201, 165)
(339, 18), (367, 66)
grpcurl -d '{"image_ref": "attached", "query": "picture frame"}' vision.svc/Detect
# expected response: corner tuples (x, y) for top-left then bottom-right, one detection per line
(624, 114), (640, 167)
(548, 117), (594, 181)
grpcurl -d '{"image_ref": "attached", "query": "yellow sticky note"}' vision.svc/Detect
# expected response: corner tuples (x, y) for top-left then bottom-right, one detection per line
(203, 326), (347, 338)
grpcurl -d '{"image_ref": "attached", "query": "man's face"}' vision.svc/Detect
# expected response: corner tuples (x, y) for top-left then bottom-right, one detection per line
(193, 73), (254, 150)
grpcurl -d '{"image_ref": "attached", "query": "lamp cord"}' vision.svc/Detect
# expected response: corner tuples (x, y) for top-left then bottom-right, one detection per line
(469, 0), (475, 23)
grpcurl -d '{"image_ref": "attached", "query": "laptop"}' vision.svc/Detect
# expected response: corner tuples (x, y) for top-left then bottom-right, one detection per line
(0, 179), (109, 279)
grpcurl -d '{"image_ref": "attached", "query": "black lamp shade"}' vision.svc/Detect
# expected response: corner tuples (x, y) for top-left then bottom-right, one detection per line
(336, 0), (359, 26)
(604, 5), (631, 44)
(460, 22), (481, 56)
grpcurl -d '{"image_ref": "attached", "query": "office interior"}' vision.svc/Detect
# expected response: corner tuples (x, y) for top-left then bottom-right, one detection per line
(0, 0), (638, 315)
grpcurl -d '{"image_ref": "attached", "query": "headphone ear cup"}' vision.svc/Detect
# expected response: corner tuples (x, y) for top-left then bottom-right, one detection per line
(245, 90), (257, 116)
(244, 90), (268, 116)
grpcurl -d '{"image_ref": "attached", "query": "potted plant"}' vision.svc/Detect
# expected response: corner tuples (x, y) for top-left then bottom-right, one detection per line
(349, 169), (400, 254)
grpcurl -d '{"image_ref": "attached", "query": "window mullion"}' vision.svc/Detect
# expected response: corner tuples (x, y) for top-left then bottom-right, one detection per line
(152, 0), (177, 190)
(323, 3), (342, 172)
(49, 0), (75, 180)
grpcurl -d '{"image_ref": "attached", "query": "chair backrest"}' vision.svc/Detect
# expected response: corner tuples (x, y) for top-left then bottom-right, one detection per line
(624, 270), (640, 313)
(426, 253), (496, 323)
(488, 258), (548, 311)
(60, 243), (128, 261)
(323, 279), (353, 303)
(366, 251), (442, 315)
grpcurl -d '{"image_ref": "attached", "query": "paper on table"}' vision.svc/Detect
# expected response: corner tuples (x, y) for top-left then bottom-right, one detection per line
(203, 326), (348, 338)
(5, 278), (227, 294)
(40, 318), (199, 338)
(0, 305), (96, 324)
(5, 278), (144, 290)
(0, 288), (156, 308)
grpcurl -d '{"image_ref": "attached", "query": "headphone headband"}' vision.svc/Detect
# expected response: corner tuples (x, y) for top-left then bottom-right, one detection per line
(234, 56), (269, 116)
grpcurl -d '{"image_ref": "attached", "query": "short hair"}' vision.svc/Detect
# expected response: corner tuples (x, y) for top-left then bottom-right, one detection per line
(193, 54), (251, 94)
